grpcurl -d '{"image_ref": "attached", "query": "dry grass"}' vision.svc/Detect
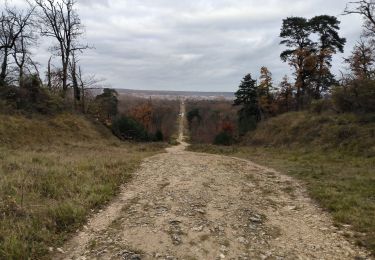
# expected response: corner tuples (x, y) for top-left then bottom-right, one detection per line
(189, 144), (375, 255)
(244, 112), (375, 157)
(0, 113), (165, 259)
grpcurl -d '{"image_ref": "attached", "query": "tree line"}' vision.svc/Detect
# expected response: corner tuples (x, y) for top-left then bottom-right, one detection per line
(234, 1), (375, 135)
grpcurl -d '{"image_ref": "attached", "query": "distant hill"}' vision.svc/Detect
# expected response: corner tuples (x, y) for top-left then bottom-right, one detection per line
(116, 89), (235, 100)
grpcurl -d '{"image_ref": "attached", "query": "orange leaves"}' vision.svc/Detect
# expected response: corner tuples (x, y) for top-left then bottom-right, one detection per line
(129, 101), (153, 131)
(221, 120), (235, 134)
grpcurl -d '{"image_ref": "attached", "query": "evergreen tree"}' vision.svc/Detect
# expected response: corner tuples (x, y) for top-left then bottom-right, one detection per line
(310, 15), (346, 98)
(234, 74), (260, 135)
(90, 88), (119, 124)
(280, 15), (346, 106)
(280, 17), (315, 110)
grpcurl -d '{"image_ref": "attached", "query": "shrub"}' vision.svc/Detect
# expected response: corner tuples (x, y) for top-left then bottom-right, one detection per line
(88, 88), (119, 125)
(112, 115), (149, 141)
(187, 108), (201, 125)
(332, 79), (375, 113)
(154, 130), (164, 141)
(0, 75), (65, 114)
(214, 131), (234, 146)
(48, 203), (86, 232)
(309, 99), (333, 114)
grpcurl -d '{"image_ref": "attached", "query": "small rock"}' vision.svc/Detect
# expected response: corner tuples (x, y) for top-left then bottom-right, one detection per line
(195, 209), (206, 214)
(83, 225), (89, 230)
(220, 245), (228, 253)
(121, 250), (141, 260)
(237, 237), (248, 244)
(56, 248), (65, 254)
(48, 247), (54, 252)
(192, 226), (204, 232)
(249, 217), (262, 223)
(219, 253), (226, 259)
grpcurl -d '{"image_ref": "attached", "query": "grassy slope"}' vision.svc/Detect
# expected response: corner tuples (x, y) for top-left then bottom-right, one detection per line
(0, 113), (165, 259)
(189, 111), (375, 255)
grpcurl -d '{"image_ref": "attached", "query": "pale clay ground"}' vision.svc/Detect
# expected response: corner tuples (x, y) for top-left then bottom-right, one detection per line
(55, 100), (372, 260)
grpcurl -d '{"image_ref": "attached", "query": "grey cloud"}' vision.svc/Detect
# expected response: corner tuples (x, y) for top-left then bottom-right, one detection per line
(29, 0), (364, 91)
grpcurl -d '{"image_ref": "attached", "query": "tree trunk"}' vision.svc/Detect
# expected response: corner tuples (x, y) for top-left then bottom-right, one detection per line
(47, 57), (52, 90)
(71, 54), (80, 110)
(0, 48), (9, 81)
(61, 51), (68, 96)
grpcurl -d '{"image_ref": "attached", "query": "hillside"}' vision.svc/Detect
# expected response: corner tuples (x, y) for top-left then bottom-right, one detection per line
(0, 113), (114, 147)
(245, 112), (375, 156)
(0, 113), (165, 259)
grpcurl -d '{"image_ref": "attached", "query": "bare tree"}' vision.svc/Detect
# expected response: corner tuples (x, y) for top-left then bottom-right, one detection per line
(0, 4), (34, 81)
(76, 66), (104, 113)
(34, 0), (88, 96)
(11, 23), (39, 86)
(344, 1), (375, 36)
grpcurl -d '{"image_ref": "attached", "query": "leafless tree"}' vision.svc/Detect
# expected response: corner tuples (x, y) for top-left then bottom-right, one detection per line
(76, 66), (104, 113)
(34, 0), (88, 96)
(344, 1), (375, 37)
(11, 23), (39, 86)
(0, 4), (34, 81)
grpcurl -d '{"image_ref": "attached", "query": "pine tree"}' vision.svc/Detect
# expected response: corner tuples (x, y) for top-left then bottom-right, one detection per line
(280, 17), (314, 110)
(310, 15), (346, 98)
(234, 74), (260, 135)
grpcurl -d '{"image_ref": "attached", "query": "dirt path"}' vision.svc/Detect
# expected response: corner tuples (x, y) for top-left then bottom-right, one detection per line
(57, 100), (371, 260)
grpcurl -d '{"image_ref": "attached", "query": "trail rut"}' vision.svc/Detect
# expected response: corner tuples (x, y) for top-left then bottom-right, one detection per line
(56, 100), (371, 260)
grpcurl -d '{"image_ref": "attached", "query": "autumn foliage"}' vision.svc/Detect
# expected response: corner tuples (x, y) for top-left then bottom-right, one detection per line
(187, 100), (238, 144)
(118, 95), (180, 141)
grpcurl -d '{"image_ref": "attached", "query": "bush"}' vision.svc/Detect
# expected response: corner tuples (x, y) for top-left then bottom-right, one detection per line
(309, 99), (333, 114)
(112, 115), (149, 141)
(238, 113), (257, 135)
(0, 75), (65, 114)
(88, 88), (119, 125)
(154, 130), (164, 141)
(332, 79), (375, 113)
(187, 108), (201, 125)
(214, 131), (234, 146)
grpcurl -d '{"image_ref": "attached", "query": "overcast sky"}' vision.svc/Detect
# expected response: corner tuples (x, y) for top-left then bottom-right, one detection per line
(16, 0), (365, 91)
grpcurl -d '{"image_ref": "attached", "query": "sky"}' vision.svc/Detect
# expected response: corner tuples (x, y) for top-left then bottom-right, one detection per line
(14, 0), (364, 92)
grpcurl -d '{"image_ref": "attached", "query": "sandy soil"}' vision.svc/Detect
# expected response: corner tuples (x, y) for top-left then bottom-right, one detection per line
(55, 100), (371, 260)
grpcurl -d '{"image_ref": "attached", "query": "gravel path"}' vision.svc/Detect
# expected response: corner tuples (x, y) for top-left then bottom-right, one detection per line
(56, 101), (371, 260)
